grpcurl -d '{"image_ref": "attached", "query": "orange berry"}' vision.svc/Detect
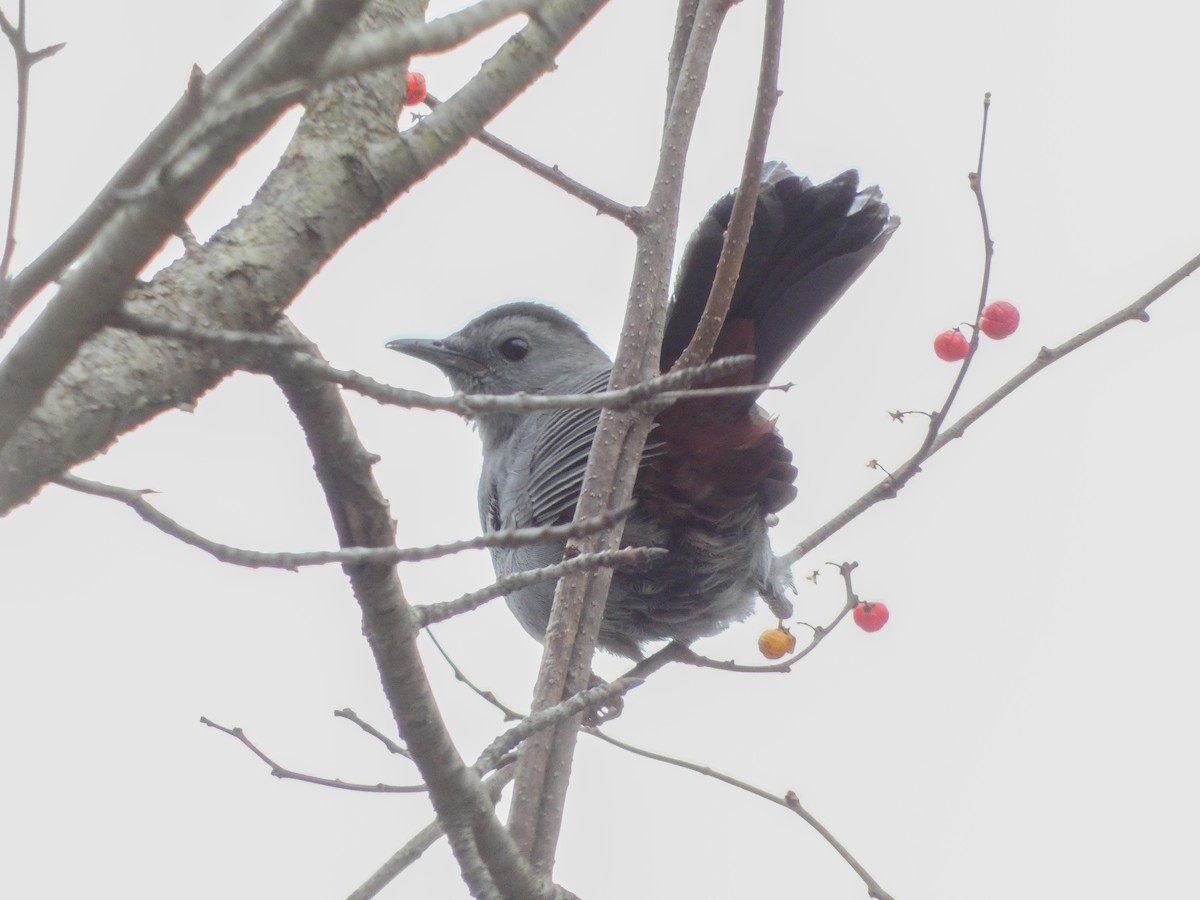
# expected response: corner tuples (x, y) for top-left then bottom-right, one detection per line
(758, 626), (797, 659)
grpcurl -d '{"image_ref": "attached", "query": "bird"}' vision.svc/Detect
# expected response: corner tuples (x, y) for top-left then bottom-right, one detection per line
(388, 164), (897, 659)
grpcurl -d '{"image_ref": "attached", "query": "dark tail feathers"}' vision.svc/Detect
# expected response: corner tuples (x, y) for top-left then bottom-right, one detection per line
(661, 164), (898, 383)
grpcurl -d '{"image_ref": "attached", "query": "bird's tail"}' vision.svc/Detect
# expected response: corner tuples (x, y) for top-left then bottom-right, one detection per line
(660, 165), (897, 384)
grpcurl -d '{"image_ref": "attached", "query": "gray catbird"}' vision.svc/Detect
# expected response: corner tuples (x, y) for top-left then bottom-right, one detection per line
(389, 164), (897, 659)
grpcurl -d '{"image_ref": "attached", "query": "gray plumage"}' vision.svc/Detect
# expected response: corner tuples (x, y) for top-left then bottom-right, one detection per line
(389, 165), (897, 659)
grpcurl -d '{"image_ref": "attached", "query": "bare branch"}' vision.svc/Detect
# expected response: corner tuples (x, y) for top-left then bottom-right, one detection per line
(671, 561), (860, 672)
(424, 629), (526, 721)
(473, 677), (640, 775)
(0, 2), (64, 285)
(585, 727), (895, 900)
(334, 708), (412, 759)
(0, 1), (303, 331)
(199, 716), (427, 793)
(669, 0), (783, 371)
(927, 256), (1191, 453)
(58, 471), (634, 569)
(0, 0), (616, 516)
(779, 99), (1200, 569)
(271, 316), (568, 900)
(509, 0), (734, 872)
(112, 309), (312, 351)
(172, 2), (551, 140)
(662, 0), (700, 125)
(425, 93), (636, 223)
(0, 0), (373, 457)
(318, 0), (540, 82)
(911, 91), (996, 458)
(345, 765), (517, 900)
(415, 547), (665, 626)
(424, 608), (893, 897)
(278, 345), (755, 414)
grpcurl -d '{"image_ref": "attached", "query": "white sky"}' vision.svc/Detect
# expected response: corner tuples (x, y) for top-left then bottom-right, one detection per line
(2, 1), (1198, 898)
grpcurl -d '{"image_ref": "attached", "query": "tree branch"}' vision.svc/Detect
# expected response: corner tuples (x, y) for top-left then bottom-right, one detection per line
(0, 0), (373, 456)
(0, 0), (301, 331)
(200, 717), (427, 793)
(318, 0), (541, 83)
(779, 98), (1200, 568)
(585, 727), (895, 900)
(424, 93), (636, 223)
(0, 0), (615, 516)
(507, 0), (732, 873)
(415, 547), (665, 626)
(669, 0), (783, 371)
(0, 2), (64, 285)
(473, 677), (640, 775)
(334, 708), (412, 759)
(271, 316), (569, 900)
(345, 765), (517, 900)
(57, 472), (632, 570)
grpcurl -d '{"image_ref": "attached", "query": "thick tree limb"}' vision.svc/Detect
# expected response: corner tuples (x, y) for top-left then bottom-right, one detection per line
(272, 317), (571, 899)
(0, 0), (301, 329)
(0, 0), (373, 455)
(0, 0), (612, 515)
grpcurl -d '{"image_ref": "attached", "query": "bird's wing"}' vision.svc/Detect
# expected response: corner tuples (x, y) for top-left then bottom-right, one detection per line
(524, 366), (665, 527)
(524, 367), (610, 527)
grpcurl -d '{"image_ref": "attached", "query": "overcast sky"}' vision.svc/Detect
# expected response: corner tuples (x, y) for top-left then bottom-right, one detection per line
(2, 1), (1198, 898)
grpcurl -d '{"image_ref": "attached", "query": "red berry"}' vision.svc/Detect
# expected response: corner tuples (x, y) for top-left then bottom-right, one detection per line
(853, 601), (889, 633)
(980, 300), (1020, 339)
(933, 329), (969, 361)
(405, 72), (427, 106)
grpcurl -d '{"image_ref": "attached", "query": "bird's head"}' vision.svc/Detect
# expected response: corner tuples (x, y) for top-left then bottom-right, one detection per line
(388, 301), (611, 447)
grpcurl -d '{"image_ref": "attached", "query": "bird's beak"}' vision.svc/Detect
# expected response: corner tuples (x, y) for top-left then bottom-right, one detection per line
(385, 336), (486, 376)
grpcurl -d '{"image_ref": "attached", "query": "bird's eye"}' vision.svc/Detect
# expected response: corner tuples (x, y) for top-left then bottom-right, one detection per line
(498, 336), (530, 361)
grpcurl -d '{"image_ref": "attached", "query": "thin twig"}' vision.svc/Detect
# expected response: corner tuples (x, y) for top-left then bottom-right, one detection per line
(345, 765), (517, 900)
(584, 728), (895, 900)
(0, 0), (372, 456)
(632, 562), (860, 674)
(56, 472), (632, 569)
(424, 92), (636, 224)
(473, 677), (641, 774)
(424, 629), (526, 720)
(111, 315), (762, 411)
(279, 343), (755, 415)
(669, 0), (784, 371)
(780, 95), (1200, 568)
(199, 717), (427, 793)
(0, 1), (301, 332)
(0, 2), (65, 284)
(318, 0), (541, 82)
(427, 604), (888, 898)
(415, 547), (666, 626)
(917, 91), (995, 459)
(333, 708), (412, 760)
